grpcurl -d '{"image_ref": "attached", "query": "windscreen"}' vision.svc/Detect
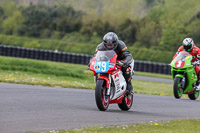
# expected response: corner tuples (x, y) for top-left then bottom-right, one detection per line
(96, 50), (116, 61)
(176, 51), (192, 61)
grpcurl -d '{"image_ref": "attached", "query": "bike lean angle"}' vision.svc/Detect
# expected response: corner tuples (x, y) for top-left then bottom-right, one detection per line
(90, 50), (134, 111)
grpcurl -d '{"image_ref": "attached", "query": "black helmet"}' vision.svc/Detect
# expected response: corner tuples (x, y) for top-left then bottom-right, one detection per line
(103, 32), (118, 50)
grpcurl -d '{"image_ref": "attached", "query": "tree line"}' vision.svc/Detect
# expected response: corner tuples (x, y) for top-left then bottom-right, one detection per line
(0, 0), (199, 63)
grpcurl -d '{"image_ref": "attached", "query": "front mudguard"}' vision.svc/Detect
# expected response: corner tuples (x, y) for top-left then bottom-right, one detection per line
(97, 76), (110, 89)
(175, 74), (184, 78)
(174, 74), (186, 90)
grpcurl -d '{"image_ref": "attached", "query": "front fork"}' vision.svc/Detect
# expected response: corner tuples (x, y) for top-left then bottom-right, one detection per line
(181, 73), (187, 89)
(94, 74), (111, 96)
(181, 76), (185, 89)
(175, 73), (186, 90)
(106, 74), (111, 95)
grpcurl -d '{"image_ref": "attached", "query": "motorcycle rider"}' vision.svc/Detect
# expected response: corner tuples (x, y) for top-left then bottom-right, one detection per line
(173, 38), (200, 91)
(94, 32), (134, 94)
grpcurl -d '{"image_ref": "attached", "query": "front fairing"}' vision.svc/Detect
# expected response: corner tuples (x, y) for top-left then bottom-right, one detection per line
(170, 51), (197, 93)
(89, 50), (117, 73)
(170, 51), (193, 69)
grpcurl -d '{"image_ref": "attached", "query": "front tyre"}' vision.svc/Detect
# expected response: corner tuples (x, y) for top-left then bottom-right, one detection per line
(188, 90), (199, 100)
(118, 93), (133, 111)
(173, 77), (183, 99)
(95, 79), (110, 111)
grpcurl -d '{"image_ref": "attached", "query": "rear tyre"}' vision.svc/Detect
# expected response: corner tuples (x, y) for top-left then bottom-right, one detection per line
(95, 79), (110, 111)
(118, 93), (133, 111)
(173, 77), (183, 99)
(188, 90), (199, 100)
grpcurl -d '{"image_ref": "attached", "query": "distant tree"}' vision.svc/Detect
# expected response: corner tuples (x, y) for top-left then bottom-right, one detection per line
(136, 18), (161, 48)
(80, 19), (114, 37)
(0, 1), (20, 33)
(145, 0), (156, 8)
(117, 19), (138, 45)
(18, 5), (47, 37)
(186, 20), (200, 45)
(147, 5), (164, 22)
(0, 1), (17, 17)
(2, 10), (24, 34)
(0, 7), (4, 18)
(159, 20), (187, 51)
(19, 5), (83, 37)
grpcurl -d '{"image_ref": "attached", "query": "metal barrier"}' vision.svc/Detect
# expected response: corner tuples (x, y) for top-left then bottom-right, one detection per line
(0, 45), (171, 75)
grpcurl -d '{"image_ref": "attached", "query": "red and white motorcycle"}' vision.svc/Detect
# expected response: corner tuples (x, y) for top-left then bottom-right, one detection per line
(89, 50), (134, 111)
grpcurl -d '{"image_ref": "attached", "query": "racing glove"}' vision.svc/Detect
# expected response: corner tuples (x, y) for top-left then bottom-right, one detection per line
(119, 60), (128, 67)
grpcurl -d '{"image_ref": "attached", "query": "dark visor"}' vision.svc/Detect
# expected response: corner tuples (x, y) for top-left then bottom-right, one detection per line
(183, 43), (192, 51)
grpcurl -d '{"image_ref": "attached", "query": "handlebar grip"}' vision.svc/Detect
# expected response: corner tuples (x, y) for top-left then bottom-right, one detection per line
(116, 61), (123, 66)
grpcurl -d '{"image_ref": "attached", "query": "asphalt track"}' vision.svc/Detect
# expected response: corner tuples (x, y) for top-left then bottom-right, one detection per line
(1, 80), (200, 133)
(134, 75), (173, 83)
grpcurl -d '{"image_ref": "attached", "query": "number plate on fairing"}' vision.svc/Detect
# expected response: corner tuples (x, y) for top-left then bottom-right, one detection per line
(175, 60), (185, 68)
(94, 61), (110, 73)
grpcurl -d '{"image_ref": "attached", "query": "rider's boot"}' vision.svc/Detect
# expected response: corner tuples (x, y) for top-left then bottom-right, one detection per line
(126, 82), (134, 95)
(196, 80), (200, 91)
(196, 72), (200, 91)
(196, 85), (200, 91)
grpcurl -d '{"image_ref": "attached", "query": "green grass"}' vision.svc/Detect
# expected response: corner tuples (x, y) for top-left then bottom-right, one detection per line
(0, 70), (94, 89)
(0, 56), (86, 78)
(30, 119), (200, 133)
(0, 56), (197, 99)
(133, 80), (172, 96)
(134, 71), (172, 79)
(0, 56), (174, 95)
(0, 34), (97, 54)
(0, 56), (95, 89)
(0, 56), (171, 80)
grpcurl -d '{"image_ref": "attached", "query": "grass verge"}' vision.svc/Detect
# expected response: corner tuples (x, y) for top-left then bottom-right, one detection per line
(0, 56), (197, 99)
(29, 119), (200, 133)
(134, 71), (172, 79)
(0, 56), (174, 96)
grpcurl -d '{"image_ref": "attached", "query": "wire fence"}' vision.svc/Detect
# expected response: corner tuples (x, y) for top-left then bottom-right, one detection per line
(0, 45), (171, 75)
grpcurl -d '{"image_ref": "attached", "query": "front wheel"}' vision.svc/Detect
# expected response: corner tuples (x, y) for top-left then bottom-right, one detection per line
(95, 79), (110, 111)
(118, 93), (133, 111)
(188, 90), (199, 100)
(173, 77), (183, 99)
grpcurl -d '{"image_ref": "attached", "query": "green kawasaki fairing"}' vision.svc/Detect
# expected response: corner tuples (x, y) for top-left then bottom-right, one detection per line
(170, 51), (199, 100)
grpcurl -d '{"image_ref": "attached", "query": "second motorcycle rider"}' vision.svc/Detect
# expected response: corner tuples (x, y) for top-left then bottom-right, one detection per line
(173, 38), (200, 91)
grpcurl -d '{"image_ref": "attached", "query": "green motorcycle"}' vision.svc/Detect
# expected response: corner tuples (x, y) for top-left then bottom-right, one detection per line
(170, 51), (199, 100)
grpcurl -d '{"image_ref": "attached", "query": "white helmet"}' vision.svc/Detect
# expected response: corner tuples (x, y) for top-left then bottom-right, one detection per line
(182, 38), (195, 52)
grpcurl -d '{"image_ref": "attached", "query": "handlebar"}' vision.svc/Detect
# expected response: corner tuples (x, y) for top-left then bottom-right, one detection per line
(116, 61), (131, 67)
(116, 61), (124, 66)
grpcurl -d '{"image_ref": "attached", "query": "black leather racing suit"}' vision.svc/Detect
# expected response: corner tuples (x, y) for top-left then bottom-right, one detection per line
(95, 40), (134, 92)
